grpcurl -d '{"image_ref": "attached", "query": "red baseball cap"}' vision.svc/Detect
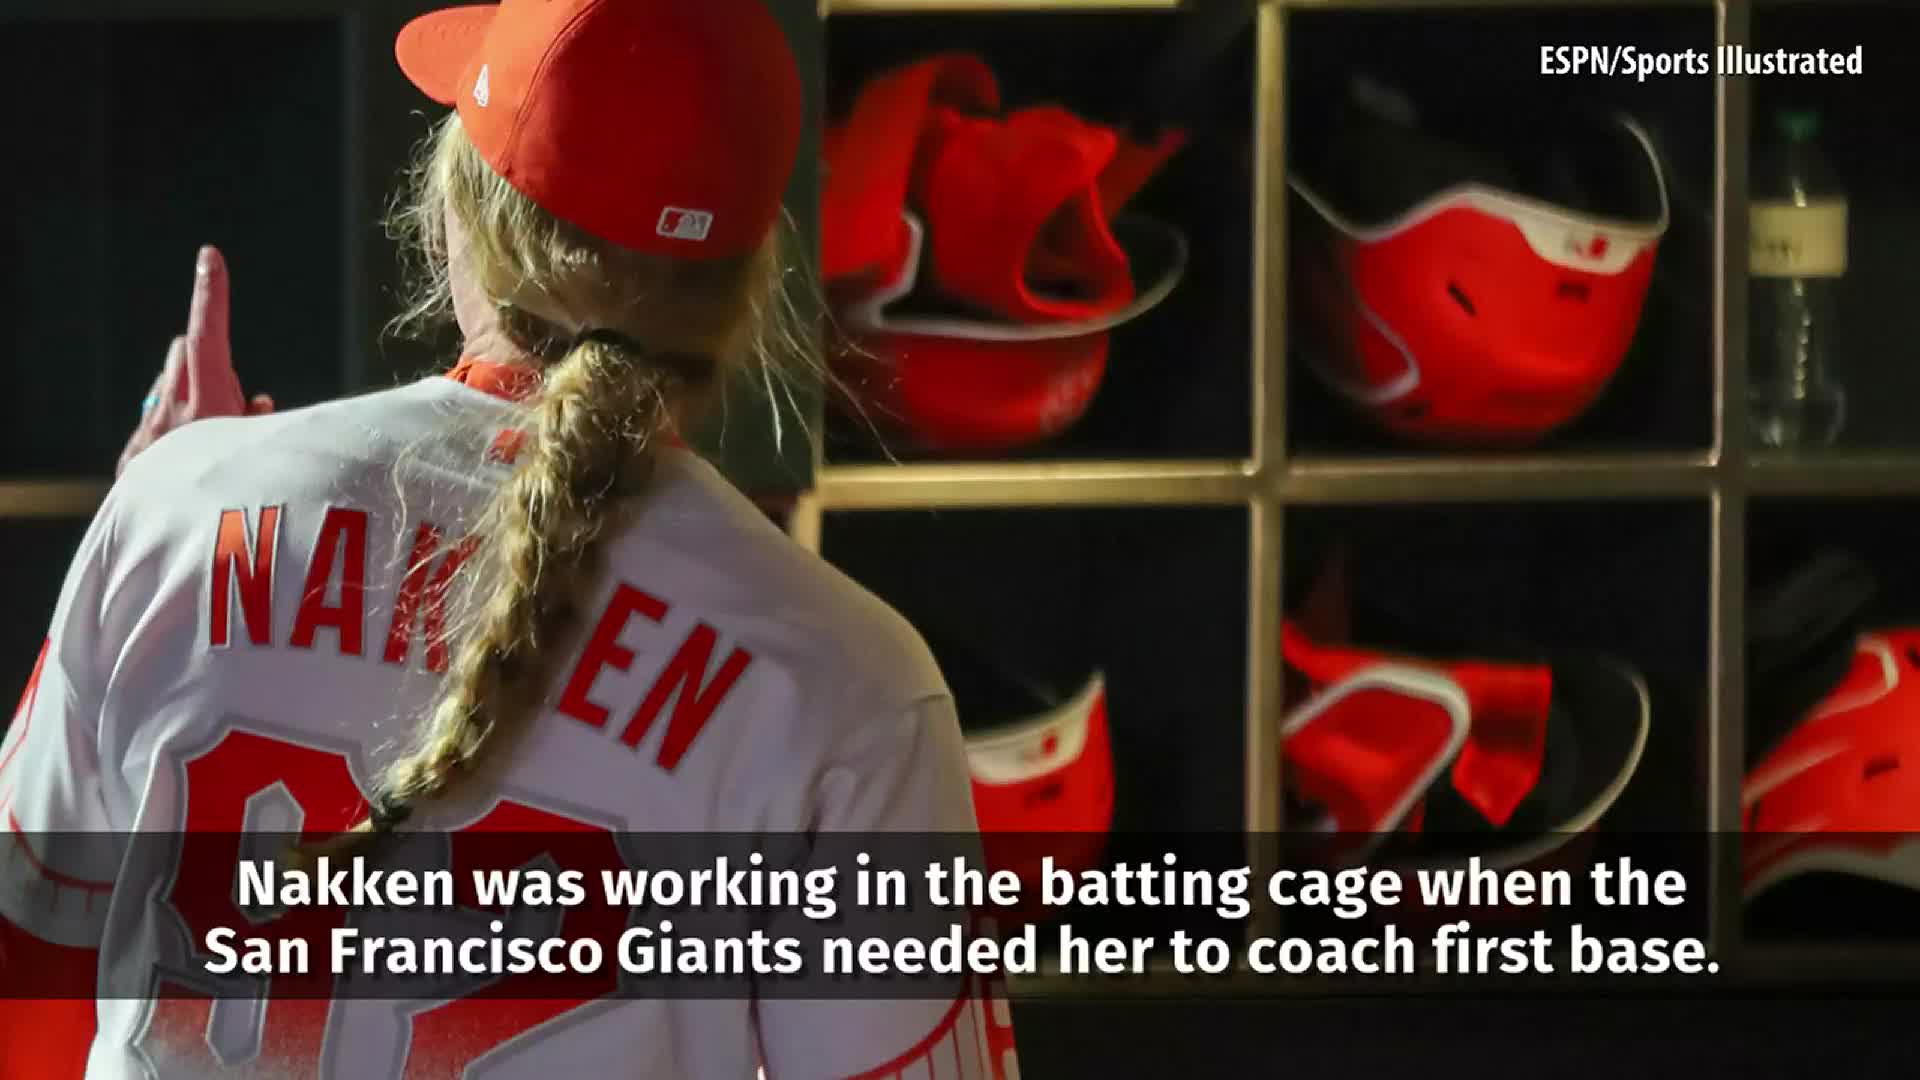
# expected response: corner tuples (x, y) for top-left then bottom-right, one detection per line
(395, 0), (802, 259)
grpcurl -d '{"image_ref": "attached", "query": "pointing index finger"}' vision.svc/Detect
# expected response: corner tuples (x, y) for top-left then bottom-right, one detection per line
(183, 245), (232, 406)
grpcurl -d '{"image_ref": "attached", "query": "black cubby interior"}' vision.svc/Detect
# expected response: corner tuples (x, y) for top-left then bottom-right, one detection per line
(0, 20), (348, 478)
(1284, 7), (1717, 455)
(821, 506), (1249, 946)
(1281, 500), (1713, 944)
(1750, 3), (1920, 451)
(1283, 500), (1712, 831)
(820, 10), (1255, 465)
(822, 506), (1248, 832)
(0, 519), (92, 707)
(1747, 498), (1920, 751)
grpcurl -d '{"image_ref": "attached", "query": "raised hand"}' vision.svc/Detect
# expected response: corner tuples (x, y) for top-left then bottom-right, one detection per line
(117, 246), (274, 477)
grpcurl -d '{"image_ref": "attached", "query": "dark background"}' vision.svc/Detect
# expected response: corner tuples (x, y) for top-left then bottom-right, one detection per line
(1, 18), (352, 476)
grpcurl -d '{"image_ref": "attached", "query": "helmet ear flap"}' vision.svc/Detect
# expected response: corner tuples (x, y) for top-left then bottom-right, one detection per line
(1747, 551), (1879, 766)
(1309, 74), (1513, 228)
(1533, 108), (1673, 227)
(1743, 627), (1920, 905)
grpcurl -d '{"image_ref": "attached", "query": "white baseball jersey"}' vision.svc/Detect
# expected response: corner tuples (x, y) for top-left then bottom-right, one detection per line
(0, 366), (1018, 1079)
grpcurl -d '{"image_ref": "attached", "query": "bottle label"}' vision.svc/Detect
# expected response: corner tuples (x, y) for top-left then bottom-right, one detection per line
(1750, 199), (1847, 278)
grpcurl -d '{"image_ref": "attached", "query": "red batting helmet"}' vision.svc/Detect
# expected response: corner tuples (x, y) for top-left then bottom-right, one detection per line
(1289, 75), (1669, 445)
(822, 53), (1188, 453)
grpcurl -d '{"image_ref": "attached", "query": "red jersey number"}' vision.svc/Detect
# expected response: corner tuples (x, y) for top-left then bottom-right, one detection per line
(146, 728), (623, 1078)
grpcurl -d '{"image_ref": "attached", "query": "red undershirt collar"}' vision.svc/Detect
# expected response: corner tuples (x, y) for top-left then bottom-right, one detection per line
(441, 357), (688, 448)
(444, 356), (540, 402)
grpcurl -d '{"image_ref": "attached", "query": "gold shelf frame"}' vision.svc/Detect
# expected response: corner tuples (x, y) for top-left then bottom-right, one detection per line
(799, 0), (1896, 990)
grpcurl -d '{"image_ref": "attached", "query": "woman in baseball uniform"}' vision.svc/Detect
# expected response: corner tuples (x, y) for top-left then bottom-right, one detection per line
(0, 2), (1016, 1077)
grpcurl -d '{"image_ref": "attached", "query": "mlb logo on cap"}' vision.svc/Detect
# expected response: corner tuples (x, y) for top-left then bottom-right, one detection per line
(658, 207), (715, 242)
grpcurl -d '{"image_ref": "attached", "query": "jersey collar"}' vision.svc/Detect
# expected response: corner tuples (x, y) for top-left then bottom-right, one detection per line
(441, 357), (690, 448)
(445, 357), (540, 401)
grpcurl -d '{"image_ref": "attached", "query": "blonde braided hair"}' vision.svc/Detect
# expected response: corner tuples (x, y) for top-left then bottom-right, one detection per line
(376, 344), (685, 814)
(306, 112), (803, 855)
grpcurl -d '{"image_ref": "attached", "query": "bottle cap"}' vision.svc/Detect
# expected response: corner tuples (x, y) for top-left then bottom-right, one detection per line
(1777, 108), (1821, 142)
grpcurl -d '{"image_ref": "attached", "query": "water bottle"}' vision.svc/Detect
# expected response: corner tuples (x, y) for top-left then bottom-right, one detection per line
(1749, 108), (1847, 449)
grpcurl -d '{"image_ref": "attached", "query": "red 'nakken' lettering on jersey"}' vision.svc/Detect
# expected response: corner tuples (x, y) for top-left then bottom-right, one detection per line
(209, 506), (470, 671)
(203, 507), (749, 772)
(290, 506), (370, 656)
(558, 583), (753, 771)
(486, 428), (527, 465)
(210, 506), (281, 648)
(384, 522), (480, 673)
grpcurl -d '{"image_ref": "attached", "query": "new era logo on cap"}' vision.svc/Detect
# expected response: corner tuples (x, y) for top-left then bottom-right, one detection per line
(657, 207), (714, 242)
(473, 64), (490, 107)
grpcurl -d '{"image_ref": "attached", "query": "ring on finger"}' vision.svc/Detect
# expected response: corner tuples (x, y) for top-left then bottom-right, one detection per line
(141, 392), (161, 415)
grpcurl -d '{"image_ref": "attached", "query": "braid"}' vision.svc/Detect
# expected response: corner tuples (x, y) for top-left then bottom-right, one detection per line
(309, 338), (705, 857)
(381, 341), (681, 809)
(293, 113), (803, 865)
